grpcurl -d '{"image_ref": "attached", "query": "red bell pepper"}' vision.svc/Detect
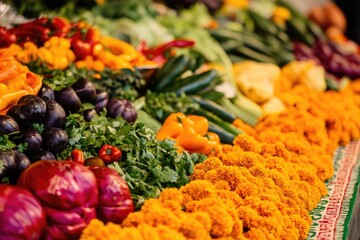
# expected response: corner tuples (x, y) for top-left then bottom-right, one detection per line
(70, 27), (101, 60)
(84, 28), (101, 47)
(50, 17), (71, 37)
(98, 144), (122, 164)
(71, 39), (92, 60)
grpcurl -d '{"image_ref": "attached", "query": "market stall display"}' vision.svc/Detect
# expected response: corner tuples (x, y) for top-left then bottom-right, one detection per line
(0, 0), (360, 239)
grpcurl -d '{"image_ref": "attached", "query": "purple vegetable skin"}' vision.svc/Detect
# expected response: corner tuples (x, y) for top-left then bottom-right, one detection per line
(298, 39), (360, 79)
(17, 161), (98, 239)
(0, 184), (46, 240)
(89, 166), (134, 223)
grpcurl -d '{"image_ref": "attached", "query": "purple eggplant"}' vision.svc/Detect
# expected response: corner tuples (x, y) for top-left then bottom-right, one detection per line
(0, 115), (19, 135)
(55, 87), (82, 114)
(38, 82), (55, 100)
(28, 150), (56, 162)
(44, 99), (66, 128)
(41, 127), (68, 154)
(72, 79), (97, 103)
(19, 129), (43, 154)
(83, 108), (97, 122)
(95, 89), (109, 113)
(6, 95), (47, 127)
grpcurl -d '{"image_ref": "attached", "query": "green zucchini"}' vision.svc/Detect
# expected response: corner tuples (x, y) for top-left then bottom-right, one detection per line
(208, 123), (236, 144)
(136, 110), (162, 133)
(248, 10), (280, 37)
(195, 109), (243, 137)
(236, 46), (277, 64)
(175, 70), (219, 96)
(228, 54), (248, 63)
(286, 17), (314, 46)
(209, 28), (244, 42)
(154, 55), (191, 91)
(192, 97), (236, 123)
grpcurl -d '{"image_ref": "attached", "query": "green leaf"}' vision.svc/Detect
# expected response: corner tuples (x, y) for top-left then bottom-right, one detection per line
(58, 112), (205, 210)
(0, 135), (16, 151)
(32, 123), (44, 133)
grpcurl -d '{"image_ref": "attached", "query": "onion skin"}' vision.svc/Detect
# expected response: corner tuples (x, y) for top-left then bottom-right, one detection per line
(0, 184), (46, 240)
(17, 160), (98, 240)
(106, 98), (137, 124)
(89, 166), (134, 223)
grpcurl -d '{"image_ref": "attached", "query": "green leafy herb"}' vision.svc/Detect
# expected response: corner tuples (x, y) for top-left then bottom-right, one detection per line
(58, 112), (206, 209)
(0, 135), (16, 151)
(17, 143), (28, 153)
(32, 123), (44, 133)
(35, 64), (79, 91)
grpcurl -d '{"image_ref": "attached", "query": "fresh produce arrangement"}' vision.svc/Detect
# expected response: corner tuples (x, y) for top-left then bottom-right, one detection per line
(1, 0), (360, 239)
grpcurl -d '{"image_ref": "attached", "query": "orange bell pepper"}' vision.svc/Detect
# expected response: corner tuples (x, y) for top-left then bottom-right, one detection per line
(156, 112), (220, 155)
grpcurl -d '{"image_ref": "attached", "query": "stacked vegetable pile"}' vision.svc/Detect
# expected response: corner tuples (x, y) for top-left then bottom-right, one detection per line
(0, 0), (360, 239)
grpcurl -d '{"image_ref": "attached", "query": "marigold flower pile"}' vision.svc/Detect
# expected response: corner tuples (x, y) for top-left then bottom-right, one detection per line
(81, 81), (360, 239)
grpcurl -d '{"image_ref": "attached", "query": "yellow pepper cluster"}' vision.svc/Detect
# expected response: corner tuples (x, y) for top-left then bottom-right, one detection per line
(6, 36), (75, 70)
(156, 113), (220, 155)
(0, 49), (42, 114)
(75, 36), (156, 72)
(1, 24), (156, 72)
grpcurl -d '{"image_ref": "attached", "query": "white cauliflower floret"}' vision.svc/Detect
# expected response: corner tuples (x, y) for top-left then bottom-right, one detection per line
(233, 61), (281, 104)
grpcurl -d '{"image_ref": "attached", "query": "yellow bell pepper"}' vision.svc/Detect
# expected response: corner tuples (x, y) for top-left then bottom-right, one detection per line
(0, 49), (42, 114)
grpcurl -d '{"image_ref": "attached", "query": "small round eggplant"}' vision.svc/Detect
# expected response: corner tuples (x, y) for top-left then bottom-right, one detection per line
(72, 79), (97, 103)
(7, 95), (47, 127)
(37, 82), (55, 100)
(19, 129), (43, 154)
(83, 109), (97, 122)
(28, 150), (56, 162)
(0, 115), (19, 135)
(0, 150), (17, 180)
(55, 87), (82, 114)
(95, 89), (109, 113)
(9, 152), (32, 184)
(16, 153), (31, 172)
(43, 100), (66, 128)
(106, 98), (137, 124)
(41, 127), (68, 154)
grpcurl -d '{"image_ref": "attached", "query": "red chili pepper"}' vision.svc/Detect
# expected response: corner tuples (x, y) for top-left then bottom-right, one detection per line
(67, 149), (85, 164)
(152, 39), (195, 55)
(139, 39), (195, 65)
(98, 144), (122, 164)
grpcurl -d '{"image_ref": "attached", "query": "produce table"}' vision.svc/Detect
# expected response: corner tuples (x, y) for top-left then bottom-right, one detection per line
(308, 140), (360, 240)
(1, 0), (360, 239)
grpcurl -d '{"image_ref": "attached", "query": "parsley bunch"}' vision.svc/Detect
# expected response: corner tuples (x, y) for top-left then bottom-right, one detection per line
(58, 113), (206, 209)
